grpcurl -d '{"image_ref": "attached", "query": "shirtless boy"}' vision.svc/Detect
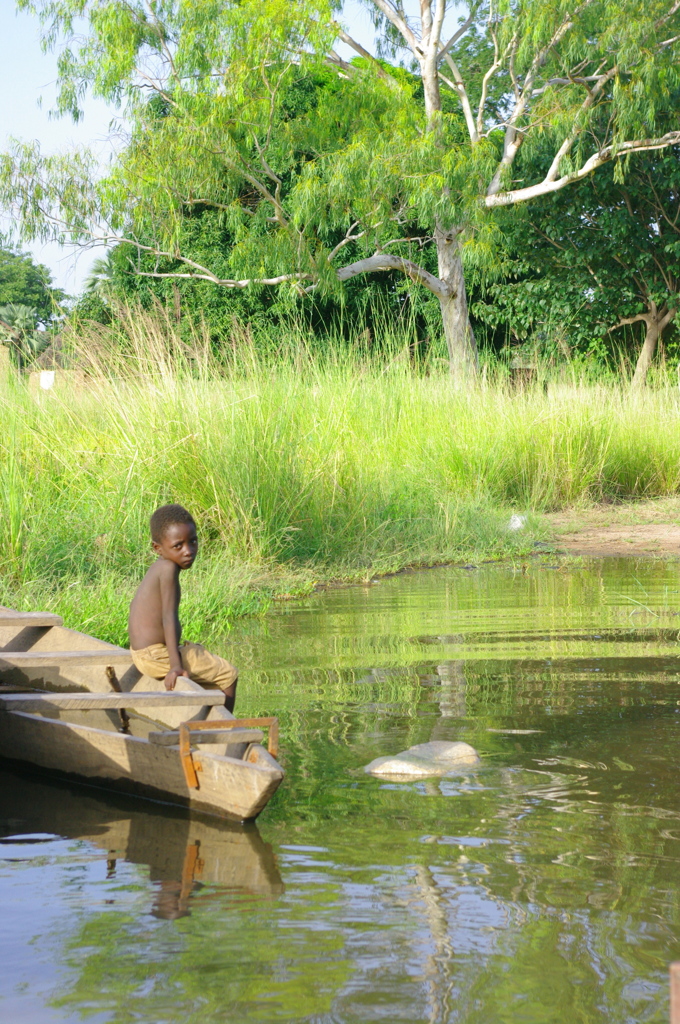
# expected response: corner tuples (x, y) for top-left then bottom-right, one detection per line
(128, 504), (238, 711)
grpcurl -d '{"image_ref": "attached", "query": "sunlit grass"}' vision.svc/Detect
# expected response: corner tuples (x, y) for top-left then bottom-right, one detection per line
(1, 308), (678, 643)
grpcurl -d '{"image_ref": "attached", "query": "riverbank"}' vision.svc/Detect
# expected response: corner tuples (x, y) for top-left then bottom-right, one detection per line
(546, 497), (680, 557)
(3, 339), (680, 643)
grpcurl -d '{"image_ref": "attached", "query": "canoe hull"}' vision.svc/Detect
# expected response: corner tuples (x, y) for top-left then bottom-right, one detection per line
(0, 606), (284, 820)
(0, 708), (282, 820)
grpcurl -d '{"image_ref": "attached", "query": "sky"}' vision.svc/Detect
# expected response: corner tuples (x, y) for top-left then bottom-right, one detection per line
(1, 7), (116, 294)
(0, 2), (457, 296)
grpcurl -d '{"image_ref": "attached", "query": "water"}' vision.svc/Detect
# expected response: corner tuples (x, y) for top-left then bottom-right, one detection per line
(2, 558), (680, 1023)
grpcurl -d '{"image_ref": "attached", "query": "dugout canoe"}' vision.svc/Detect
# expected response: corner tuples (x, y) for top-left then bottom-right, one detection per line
(0, 605), (284, 821)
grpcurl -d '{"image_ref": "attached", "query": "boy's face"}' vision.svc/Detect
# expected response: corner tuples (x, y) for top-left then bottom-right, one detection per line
(153, 522), (199, 569)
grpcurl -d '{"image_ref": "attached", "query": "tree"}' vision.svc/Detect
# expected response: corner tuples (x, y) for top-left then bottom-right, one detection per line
(3, 0), (680, 380)
(474, 148), (680, 384)
(83, 252), (116, 301)
(0, 247), (65, 326)
(0, 303), (53, 365)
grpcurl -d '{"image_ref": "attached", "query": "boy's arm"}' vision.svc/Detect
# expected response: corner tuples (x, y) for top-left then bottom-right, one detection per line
(159, 564), (186, 691)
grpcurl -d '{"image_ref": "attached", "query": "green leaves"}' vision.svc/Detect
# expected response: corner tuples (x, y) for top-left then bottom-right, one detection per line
(6, 0), (680, 378)
(474, 146), (680, 365)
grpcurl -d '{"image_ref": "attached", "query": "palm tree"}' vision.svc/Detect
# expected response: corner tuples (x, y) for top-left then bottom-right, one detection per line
(83, 253), (116, 301)
(0, 303), (50, 366)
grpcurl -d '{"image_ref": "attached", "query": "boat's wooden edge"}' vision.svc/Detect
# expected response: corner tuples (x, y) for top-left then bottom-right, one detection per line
(0, 612), (63, 628)
(149, 727), (265, 746)
(0, 650), (130, 666)
(0, 709), (283, 821)
(0, 690), (225, 711)
(0, 604), (127, 652)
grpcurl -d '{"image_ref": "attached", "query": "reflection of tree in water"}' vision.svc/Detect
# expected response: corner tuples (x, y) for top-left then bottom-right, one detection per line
(431, 660), (468, 724)
(413, 863), (456, 1024)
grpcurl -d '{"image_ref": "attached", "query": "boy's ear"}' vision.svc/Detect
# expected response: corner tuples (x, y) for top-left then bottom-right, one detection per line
(152, 540), (162, 555)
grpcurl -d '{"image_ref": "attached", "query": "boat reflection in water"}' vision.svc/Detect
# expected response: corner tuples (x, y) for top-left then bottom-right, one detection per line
(0, 768), (284, 920)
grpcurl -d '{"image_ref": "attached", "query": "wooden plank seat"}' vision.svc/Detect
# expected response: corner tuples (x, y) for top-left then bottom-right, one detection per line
(0, 691), (225, 712)
(0, 650), (131, 668)
(149, 727), (264, 746)
(0, 612), (63, 628)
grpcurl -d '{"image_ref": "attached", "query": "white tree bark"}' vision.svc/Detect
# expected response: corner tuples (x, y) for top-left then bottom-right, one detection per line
(630, 304), (676, 388)
(435, 228), (478, 379)
(631, 320), (662, 388)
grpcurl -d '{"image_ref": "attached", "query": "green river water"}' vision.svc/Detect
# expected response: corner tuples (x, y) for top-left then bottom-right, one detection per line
(2, 557), (680, 1023)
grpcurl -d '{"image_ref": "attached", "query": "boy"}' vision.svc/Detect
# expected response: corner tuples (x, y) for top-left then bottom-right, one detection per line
(128, 504), (238, 711)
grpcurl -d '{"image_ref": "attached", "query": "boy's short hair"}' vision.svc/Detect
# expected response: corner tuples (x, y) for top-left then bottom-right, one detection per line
(150, 504), (196, 543)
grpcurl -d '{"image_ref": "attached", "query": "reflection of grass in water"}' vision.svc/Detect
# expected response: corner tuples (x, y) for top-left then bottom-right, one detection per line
(3, 312), (680, 643)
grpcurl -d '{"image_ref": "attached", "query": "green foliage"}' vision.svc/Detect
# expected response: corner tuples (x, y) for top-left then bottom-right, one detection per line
(6, 0), (679, 375)
(0, 248), (65, 325)
(474, 149), (680, 363)
(0, 302), (53, 366)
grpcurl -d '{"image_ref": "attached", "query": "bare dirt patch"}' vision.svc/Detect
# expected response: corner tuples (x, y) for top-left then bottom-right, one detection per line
(544, 497), (680, 557)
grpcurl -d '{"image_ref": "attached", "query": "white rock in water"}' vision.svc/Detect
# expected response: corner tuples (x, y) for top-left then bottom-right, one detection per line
(364, 740), (480, 778)
(507, 514), (527, 531)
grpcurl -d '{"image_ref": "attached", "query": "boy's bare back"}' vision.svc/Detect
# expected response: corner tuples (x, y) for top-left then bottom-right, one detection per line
(128, 558), (181, 650)
(128, 512), (199, 690)
(128, 505), (238, 708)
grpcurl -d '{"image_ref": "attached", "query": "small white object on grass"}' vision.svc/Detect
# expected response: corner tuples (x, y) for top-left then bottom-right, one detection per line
(364, 740), (480, 778)
(507, 514), (527, 531)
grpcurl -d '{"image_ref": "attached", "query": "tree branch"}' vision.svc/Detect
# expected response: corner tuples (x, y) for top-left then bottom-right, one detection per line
(441, 55), (478, 142)
(327, 221), (365, 261)
(485, 132), (680, 207)
(332, 23), (401, 87)
(326, 49), (355, 76)
(437, 12), (475, 62)
(336, 253), (448, 299)
(606, 313), (649, 332)
(371, 0), (420, 55)
(542, 66), (618, 183)
(608, 304), (677, 332)
(133, 268), (313, 288)
(476, 1), (502, 137)
(487, 1), (596, 193)
(428, 0), (448, 56)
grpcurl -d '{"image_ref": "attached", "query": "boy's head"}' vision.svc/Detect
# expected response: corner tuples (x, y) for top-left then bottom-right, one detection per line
(150, 504), (198, 569)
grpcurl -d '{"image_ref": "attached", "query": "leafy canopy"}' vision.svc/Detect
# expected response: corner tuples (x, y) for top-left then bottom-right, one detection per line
(0, 247), (65, 326)
(3, 0), (679, 322)
(474, 147), (680, 359)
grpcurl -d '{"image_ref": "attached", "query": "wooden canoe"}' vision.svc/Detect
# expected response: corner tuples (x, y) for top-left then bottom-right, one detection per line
(0, 605), (284, 821)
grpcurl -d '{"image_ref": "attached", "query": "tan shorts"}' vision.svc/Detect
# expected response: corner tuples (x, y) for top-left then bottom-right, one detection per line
(130, 641), (238, 693)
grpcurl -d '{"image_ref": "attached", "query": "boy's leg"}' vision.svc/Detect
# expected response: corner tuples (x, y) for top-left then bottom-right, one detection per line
(180, 642), (238, 713)
(130, 643), (172, 681)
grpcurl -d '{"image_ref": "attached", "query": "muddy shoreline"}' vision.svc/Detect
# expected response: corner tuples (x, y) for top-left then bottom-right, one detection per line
(546, 496), (680, 557)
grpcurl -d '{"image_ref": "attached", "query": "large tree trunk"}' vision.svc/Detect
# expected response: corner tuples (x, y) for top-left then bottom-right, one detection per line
(631, 319), (661, 388)
(436, 228), (478, 380)
(630, 302), (676, 388)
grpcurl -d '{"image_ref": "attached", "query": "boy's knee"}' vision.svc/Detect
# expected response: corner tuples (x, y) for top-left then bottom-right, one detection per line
(219, 664), (238, 690)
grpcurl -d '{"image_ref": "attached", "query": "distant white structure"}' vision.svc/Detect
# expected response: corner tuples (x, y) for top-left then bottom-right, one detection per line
(507, 514), (527, 531)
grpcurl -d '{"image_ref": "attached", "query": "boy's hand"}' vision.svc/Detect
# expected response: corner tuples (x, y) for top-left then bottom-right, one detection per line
(163, 668), (186, 691)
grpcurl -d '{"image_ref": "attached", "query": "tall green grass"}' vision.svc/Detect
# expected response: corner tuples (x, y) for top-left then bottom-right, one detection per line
(1, 308), (679, 644)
